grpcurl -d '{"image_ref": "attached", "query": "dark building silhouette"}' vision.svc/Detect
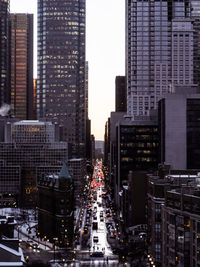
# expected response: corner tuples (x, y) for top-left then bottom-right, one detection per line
(120, 171), (148, 232)
(114, 116), (159, 209)
(0, 215), (16, 239)
(104, 118), (110, 166)
(0, 0), (10, 107)
(0, 238), (25, 266)
(10, 14), (33, 120)
(86, 119), (91, 160)
(115, 76), (126, 112)
(37, 0), (86, 158)
(33, 78), (37, 119)
(38, 162), (74, 247)
(90, 135), (95, 164)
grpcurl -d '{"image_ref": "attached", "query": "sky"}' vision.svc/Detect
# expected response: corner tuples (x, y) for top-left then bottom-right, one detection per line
(10, 0), (125, 141)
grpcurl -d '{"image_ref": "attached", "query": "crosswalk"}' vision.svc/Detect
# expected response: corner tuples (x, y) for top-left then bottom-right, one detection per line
(79, 258), (128, 266)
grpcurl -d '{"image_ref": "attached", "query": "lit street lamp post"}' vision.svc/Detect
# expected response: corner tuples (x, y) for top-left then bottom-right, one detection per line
(37, 232), (40, 244)
(53, 237), (58, 263)
(44, 236), (47, 250)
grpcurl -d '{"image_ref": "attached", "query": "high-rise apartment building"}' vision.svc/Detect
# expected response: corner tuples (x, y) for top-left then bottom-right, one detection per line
(0, 0), (10, 107)
(37, 0), (86, 158)
(10, 14), (34, 120)
(126, 0), (199, 116)
(191, 1), (200, 86)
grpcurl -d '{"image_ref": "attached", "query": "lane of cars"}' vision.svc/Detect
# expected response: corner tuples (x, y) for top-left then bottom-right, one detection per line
(84, 161), (117, 259)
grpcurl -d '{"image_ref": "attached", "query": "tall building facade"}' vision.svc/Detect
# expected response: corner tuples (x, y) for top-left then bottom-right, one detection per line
(0, 0), (10, 107)
(115, 76), (127, 112)
(33, 78), (37, 119)
(158, 86), (200, 170)
(37, 0), (86, 158)
(10, 14), (33, 120)
(126, 0), (199, 116)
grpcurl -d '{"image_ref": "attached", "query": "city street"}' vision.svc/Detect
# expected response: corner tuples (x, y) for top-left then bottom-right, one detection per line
(73, 161), (123, 266)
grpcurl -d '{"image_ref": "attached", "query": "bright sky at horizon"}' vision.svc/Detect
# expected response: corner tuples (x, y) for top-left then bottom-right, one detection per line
(10, 0), (125, 141)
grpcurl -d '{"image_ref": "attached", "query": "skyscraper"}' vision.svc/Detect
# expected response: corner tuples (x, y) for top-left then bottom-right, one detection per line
(37, 0), (86, 158)
(10, 14), (34, 120)
(126, 0), (198, 117)
(0, 0), (10, 107)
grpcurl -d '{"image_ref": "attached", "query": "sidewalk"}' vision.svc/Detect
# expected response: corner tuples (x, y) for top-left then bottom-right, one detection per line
(16, 227), (55, 251)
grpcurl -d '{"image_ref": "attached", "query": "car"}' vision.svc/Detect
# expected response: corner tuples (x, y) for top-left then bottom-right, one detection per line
(93, 215), (97, 220)
(90, 251), (104, 257)
(92, 222), (98, 230)
(100, 217), (104, 222)
(93, 236), (99, 243)
(84, 226), (88, 234)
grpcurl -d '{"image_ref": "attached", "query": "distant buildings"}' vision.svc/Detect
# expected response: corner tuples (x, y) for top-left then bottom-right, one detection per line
(90, 135), (95, 164)
(0, 160), (20, 208)
(10, 14), (33, 120)
(37, 0), (86, 158)
(0, 120), (68, 208)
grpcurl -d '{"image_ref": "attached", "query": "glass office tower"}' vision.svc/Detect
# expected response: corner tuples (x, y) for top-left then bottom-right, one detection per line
(126, 0), (200, 117)
(10, 14), (34, 120)
(37, 0), (86, 158)
(0, 0), (10, 107)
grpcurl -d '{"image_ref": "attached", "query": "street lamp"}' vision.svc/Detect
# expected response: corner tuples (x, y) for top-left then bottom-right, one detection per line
(37, 232), (40, 244)
(44, 236), (47, 250)
(53, 237), (58, 263)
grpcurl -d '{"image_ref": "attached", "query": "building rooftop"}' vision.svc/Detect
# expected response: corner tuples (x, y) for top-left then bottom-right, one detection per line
(0, 240), (25, 266)
(13, 120), (53, 126)
(59, 162), (72, 180)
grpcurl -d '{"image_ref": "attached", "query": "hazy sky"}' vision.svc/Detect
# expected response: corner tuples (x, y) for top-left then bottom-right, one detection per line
(10, 0), (125, 141)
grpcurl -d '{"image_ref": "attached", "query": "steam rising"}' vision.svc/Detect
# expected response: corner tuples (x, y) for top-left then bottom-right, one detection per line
(0, 104), (10, 116)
